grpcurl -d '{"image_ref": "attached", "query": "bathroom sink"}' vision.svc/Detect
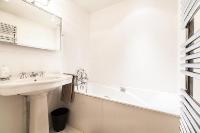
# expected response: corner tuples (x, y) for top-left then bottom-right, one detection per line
(0, 74), (72, 96)
(0, 73), (72, 133)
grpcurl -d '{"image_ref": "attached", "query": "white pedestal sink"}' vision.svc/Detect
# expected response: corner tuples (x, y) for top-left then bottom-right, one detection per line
(29, 93), (49, 133)
(0, 74), (72, 133)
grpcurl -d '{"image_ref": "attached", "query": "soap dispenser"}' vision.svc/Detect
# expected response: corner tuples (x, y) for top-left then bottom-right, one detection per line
(0, 65), (11, 80)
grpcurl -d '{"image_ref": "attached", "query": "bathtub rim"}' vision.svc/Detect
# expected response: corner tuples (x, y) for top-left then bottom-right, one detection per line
(74, 90), (180, 118)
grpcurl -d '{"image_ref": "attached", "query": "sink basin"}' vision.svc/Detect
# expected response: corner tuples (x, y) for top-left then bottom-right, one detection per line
(0, 73), (73, 133)
(0, 74), (72, 96)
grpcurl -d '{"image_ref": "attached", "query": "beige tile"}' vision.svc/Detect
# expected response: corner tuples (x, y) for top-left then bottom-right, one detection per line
(102, 100), (179, 133)
(68, 94), (103, 133)
(68, 94), (179, 133)
(64, 126), (83, 133)
(50, 126), (83, 133)
(0, 96), (26, 133)
(48, 88), (63, 128)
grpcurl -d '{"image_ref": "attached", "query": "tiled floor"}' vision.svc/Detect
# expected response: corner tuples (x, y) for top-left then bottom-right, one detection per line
(50, 126), (83, 133)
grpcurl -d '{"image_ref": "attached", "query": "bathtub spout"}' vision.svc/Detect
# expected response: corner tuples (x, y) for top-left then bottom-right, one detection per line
(120, 87), (126, 93)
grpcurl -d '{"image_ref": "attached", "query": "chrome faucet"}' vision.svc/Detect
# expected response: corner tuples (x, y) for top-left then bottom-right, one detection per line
(29, 72), (38, 78)
(19, 72), (28, 79)
(37, 71), (45, 77)
(19, 71), (45, 79)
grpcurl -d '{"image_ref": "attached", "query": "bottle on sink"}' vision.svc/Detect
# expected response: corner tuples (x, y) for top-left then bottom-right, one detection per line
(0, 65), (11, 80)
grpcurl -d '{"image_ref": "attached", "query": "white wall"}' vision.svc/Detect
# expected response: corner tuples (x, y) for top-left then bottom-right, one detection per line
(88, 0), (178, 93)
(0, 0), (89, 132)
(39, 0), (89, 73)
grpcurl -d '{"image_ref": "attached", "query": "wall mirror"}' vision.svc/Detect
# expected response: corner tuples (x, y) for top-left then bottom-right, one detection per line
(0, 0), (62, 51)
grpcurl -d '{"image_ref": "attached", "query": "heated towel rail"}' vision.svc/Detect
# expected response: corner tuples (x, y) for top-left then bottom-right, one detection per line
(181, 0), (200, 132)
(0, 22), (17, 43)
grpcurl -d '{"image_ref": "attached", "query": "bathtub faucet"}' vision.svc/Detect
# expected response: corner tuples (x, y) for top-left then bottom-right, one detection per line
(120, 87), (126, 93)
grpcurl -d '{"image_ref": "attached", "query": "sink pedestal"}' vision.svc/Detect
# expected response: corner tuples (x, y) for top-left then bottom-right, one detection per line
(29, 93), (49, 133)
(0, 74), (72, 133)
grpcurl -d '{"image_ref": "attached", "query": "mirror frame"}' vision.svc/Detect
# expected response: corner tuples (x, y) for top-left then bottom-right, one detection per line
(0, 0), (62, 51)
(22, 0), (63, 51)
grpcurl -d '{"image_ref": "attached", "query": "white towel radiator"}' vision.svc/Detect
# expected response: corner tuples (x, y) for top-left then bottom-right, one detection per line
(0, 22), (17, 43)
(180, 0), (200, 132)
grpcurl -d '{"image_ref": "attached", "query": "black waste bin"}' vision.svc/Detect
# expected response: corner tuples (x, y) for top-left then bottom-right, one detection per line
(51, 108), (69, 132)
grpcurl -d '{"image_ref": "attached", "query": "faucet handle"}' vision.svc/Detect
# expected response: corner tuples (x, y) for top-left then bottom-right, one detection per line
(29, 72), (38, 78)
(19, 72), (28, 79)
(38, 71), (45, 77)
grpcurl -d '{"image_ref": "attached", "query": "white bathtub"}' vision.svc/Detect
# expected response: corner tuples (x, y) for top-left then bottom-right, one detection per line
(75, 83), (180, 116)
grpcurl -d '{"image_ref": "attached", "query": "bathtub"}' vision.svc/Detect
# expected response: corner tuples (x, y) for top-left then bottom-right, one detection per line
(75, 83), (180, 116)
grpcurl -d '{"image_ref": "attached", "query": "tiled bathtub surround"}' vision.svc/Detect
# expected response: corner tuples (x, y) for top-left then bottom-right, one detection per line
(68, 93), (179, 133)
(76, 83), (180, 116)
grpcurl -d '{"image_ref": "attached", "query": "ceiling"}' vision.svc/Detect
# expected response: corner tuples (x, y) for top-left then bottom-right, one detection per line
(72, 0), (124, 12)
